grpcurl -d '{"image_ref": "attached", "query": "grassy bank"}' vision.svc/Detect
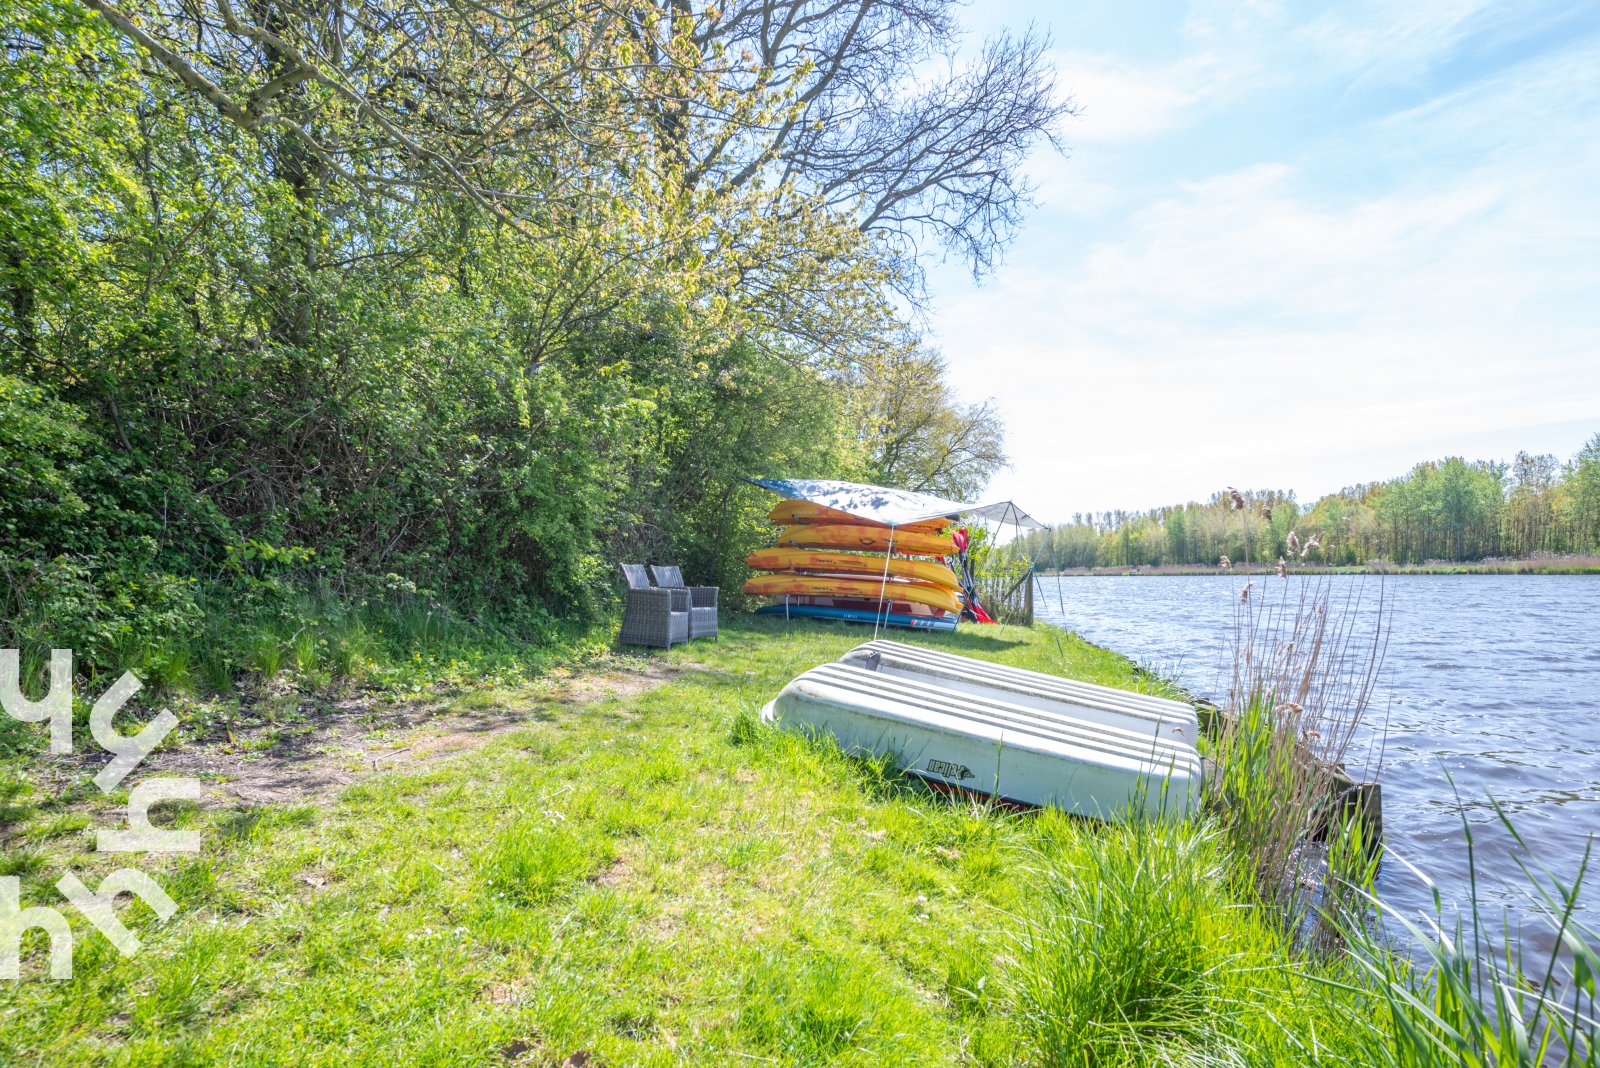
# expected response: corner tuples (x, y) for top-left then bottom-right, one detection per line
(0, 617), (1391, 1066)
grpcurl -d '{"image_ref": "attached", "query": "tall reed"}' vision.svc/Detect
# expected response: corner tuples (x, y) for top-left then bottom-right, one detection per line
(1216, 583), (1600, 1061)
(1208, 575), (1389, 927)
(1322, 801), (1599, 1065)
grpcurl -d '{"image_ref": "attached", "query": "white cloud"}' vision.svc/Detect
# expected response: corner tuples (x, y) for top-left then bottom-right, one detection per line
(1069, 163), (1517, 335)
(1054, 53), (1203, 143)
(930, 24), (1600, 520)
(1292, 0), (1497, 81)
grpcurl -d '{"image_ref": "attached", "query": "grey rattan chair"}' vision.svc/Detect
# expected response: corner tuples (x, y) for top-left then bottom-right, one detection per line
(619, 564), (689, 649)
(649, 565), (719, 640)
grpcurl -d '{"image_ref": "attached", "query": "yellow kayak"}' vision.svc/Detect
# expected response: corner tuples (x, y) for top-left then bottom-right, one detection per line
(773, 524), (956, 558)
(742, 573), (962, 614)
(767, 500), (952, 535)
(745, 548), (960, 591)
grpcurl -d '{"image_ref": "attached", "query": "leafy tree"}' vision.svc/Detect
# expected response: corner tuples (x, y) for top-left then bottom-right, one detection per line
(1021, 437), (1600, 571)
(1164, 508), (1188, 565)
(1506, 451), (1561, 556)
(855, 342), (1007, 500)
(1570, 434), (1600, 552)
(2, 0), (1035, 678)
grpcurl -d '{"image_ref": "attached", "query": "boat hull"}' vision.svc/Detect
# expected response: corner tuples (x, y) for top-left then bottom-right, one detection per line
(761, 662), (1201, 820)
(742, 573), (962, 614)
(753, 603), (958, 631)
(744, 548), (960, 590)
(768, 500), (952, 534)
(773, 524), (955, 557)
(838, 640), (1199, 748)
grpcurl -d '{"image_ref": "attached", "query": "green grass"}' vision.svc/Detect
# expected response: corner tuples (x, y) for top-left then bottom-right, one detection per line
(1, 618), (1381, 1065)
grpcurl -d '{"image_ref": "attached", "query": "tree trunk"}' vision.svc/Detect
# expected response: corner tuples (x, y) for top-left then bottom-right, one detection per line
(4, 242), (37, 364)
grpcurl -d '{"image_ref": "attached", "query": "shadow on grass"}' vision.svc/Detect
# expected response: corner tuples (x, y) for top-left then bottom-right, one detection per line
(792, 724), (1037, 820)
(721, 613), (1027, 652)
(916, 631), (1027, 653)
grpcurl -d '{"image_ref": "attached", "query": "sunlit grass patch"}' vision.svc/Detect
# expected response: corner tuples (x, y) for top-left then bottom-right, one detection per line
(0, 617), (1389, 1065)
(735, 943), (947, 1063)
(480, 819), (614, 907)
(1007, 821), (1245, 1063)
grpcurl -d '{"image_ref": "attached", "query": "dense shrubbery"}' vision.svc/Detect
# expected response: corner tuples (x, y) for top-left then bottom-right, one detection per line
(2, 0), (1057, 682)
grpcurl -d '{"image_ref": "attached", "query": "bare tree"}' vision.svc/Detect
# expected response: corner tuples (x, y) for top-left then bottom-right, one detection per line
(86, 1), (1068, 364)
(653, 0), (1074, 294)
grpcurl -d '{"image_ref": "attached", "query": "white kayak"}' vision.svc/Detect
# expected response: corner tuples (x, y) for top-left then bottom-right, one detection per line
(837, 639), (1200, 748)
(760, 659), (1202, 821)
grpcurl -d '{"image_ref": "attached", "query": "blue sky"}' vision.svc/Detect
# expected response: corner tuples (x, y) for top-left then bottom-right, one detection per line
(924, 0), (1600, 521)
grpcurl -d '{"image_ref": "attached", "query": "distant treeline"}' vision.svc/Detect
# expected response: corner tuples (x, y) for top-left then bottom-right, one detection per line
(1023, 437), (1600, 569)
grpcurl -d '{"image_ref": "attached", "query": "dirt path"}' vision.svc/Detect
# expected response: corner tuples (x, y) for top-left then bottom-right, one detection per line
(134, 660), (693, 810)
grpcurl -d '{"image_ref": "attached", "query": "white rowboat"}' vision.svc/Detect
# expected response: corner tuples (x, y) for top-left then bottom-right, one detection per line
(838, 639), (1200, 748)
(760, 658), (1202, 821)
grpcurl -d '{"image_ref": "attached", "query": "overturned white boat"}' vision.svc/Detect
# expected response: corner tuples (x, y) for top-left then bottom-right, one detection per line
(761, 651), (1203, 821)
(838, 639), (1200, 749)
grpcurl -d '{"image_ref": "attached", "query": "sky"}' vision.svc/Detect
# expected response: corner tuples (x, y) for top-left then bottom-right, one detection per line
(922, 0), (1600, 522)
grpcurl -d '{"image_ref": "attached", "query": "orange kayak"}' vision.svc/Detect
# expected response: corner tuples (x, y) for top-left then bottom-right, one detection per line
(773, 524), (956, 557)
(768, 500), (952, 535)
(742, 573), (962, 614)
(745, 548), (960, 591)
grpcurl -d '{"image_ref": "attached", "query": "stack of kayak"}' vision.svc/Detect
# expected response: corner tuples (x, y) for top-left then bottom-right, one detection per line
(744, 500), (964, 631)
(761, 640), (1203, 821)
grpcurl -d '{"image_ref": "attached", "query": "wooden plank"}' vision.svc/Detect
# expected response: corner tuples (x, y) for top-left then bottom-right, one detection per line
(1194, 698), (1383, 846)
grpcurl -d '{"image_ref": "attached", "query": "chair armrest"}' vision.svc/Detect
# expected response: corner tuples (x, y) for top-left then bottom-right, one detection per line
(630, 587), (693, 614)
(627, 587), (673, 611)
(631, 588), (689, 613)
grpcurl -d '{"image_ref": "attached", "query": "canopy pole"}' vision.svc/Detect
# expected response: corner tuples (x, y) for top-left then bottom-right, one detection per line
(1016, 508), (1034, 626)
(873, 524), (898, 640)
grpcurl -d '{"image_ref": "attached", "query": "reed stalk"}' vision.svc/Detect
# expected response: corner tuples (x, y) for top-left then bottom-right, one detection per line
(1208, 575), (1389, 931)
(1321, 801), (1599, 1065)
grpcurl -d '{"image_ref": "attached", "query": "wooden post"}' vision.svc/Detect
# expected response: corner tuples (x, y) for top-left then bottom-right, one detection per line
(1194, 699), (1383, 851)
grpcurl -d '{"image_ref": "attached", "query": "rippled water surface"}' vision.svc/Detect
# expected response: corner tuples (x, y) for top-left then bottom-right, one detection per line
(1034, 574), (1600, 949)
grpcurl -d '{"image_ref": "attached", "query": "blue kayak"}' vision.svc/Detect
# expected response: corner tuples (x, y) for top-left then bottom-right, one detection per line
(753, 603), (958, 631)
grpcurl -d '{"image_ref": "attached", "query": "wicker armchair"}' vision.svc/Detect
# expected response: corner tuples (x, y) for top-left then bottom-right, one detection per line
(619, 564), (689, 649)
(649, 564), (719, 640)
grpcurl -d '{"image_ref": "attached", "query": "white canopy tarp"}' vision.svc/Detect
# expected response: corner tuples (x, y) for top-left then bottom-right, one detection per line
(746, 477), (1044, 530)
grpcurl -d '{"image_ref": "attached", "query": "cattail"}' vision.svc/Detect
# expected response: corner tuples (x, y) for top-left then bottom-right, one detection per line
(1240, 580), (1254, 602)
(1227, 487), (1245, 511)
(1300, 534), (1321, 559)
(1264, 506), (1273, 522)
(1219, 554), (1232, 570)
(1286, 530), (1300, 554)
(1276, 557), (1287, 578)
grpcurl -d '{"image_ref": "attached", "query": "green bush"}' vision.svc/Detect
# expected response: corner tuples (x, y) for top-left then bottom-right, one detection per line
(2, 553), (199, 684)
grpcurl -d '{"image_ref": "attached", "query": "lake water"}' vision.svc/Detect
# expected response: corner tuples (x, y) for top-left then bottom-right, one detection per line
(1034, 574), (1600, 956)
